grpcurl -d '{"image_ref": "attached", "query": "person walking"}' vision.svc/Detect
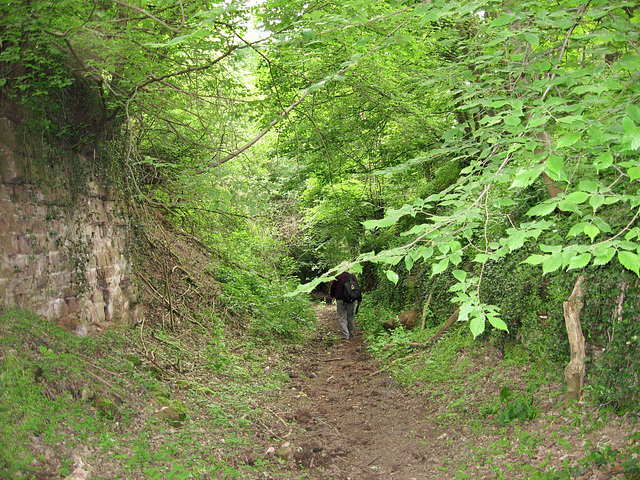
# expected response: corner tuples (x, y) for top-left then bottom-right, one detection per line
(330, 264), (362, 342)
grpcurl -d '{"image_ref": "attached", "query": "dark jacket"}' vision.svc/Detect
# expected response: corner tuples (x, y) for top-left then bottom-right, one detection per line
(330, 271), (362, 302)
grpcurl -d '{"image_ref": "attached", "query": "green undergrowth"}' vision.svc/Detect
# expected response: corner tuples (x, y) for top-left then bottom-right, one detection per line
(0, 307), (309, 479)
(357, 302), (640, 480)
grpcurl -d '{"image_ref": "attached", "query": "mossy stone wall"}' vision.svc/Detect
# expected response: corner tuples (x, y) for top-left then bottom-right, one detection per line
(0, 117), (142, 333)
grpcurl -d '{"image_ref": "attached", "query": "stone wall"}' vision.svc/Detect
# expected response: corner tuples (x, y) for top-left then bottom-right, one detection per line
(0, 118), (142, 333)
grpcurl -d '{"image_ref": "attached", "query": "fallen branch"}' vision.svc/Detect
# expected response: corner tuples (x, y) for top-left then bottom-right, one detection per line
(432, 307), (460, 342)
(371, 307), (462, 374)
(369, 353), (419, 377)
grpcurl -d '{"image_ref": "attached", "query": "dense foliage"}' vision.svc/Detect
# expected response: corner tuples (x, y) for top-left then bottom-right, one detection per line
(2, 0), (640, 412)
(253, 0), (640, 409)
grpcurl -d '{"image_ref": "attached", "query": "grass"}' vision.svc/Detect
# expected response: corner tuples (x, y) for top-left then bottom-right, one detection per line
(3, 303), (640, 480)
(0, 307), (303, 479)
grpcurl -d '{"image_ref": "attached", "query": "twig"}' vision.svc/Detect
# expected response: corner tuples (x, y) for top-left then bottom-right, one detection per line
(321, 357), (344, 362)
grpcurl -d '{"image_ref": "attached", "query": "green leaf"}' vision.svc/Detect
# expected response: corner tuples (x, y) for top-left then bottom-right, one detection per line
(528, 115), (549, 127)
(589, 195), (605, 211)
(522, 254), (545, 265)
(490, 14), (516, 27)
(524, 32), (539, 46)
(593, 247), (616, 266)
(418, 247), (434, 261)
(432, 258), (450, 276)
(584, 224), (599, 242)
(506, 230), (526, 251)
(404, 255), (414, 272)
(593, 217), (612, 233)
(473, 253), (489, 263)
(510, 164), (544, 189)
(578, 180), (599, 193)
(628, 167), (640, 181)
(526, 201), (558, 217)
(618, 250), (640, 275)
(567, 222), (587, 237)
(617, 54), (640, 72)
(546, 154), (564, 174)
(556, 132), (582, 148)
(568, 253), (591, 270)
(487, 315), (509, 332)
(558, 199), (577, 212)
(564, 191), (589, 204)
(542, 253), (563, 275)
(449, 240), (462, 252)
(386, 270), (399, 284)
(504, 115), (521, 126)
(627, 104), (640, 124)
(557, 115), (585, 125)
(452, 269), (467, 282)
(593, 152), (613, 171)
(469, 314), (485, 338)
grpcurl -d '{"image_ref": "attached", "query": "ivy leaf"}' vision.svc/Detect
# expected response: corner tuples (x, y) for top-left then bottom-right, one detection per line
(618, 251), (640, 275)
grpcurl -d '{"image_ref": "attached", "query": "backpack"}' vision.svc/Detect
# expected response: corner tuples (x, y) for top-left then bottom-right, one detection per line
(342, 277), (361, 304)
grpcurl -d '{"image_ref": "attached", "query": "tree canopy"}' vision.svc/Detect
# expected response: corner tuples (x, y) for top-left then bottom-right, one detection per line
(3, 0), (640, 341)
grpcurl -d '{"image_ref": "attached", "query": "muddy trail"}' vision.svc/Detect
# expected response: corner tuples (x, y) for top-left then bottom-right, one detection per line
(257, 304), (635, 480)
(263, 304), (473, 480)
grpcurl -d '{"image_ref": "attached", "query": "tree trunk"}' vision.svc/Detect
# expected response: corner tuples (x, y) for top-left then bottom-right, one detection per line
(563, 275), (587, 407)
(420, 291), (433, 332)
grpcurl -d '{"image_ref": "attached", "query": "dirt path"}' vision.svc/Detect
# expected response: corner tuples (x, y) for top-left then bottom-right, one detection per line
(259, 304), (635, 480)
(272, 304), (456, 480)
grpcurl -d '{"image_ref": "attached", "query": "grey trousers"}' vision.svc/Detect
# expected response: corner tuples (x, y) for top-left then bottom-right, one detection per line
(336, 300), (355, 339)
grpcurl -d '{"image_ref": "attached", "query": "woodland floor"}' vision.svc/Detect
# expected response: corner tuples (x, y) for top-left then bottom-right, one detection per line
(256, 303), (638, 480)
(6, 302), (638, 480)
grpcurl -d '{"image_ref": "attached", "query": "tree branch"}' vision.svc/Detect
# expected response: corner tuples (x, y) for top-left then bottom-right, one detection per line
(107, 0), (183, 32)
